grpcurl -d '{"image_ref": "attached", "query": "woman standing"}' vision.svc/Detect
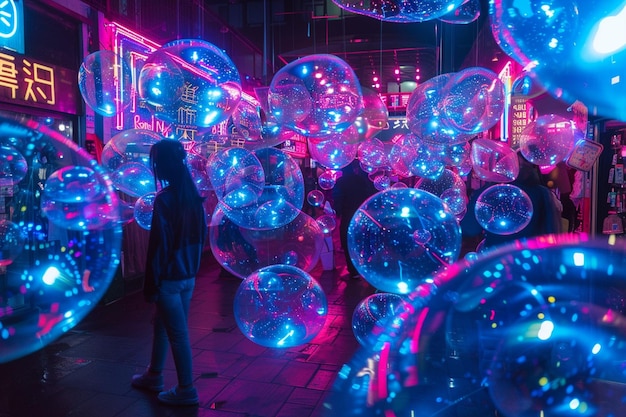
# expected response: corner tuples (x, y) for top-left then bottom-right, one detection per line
(131, 139), (206, 406)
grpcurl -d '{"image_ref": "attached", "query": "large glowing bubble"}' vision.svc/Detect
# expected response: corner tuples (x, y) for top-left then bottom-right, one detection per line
(41, 166), (117, 231)
(215, 147), (304, 230)
(332, 0), (465, 22)
(101, 129), (162, 197)
(0, 117), (121, 364)
(352, 293), (409, 348)
(233, 264), (327, 348)
(323, 235), (626, 417)
(489, 1), (626, 121)
(475, 184), (533, 235)
(209, 208), (324, 279)
(519, 114), (577, 167)
(348, 188), (461, 294)
(470, 137), (519, 183)
(442, 67), (505, 134)
(268, 54), (363, 136)
(140, 39), (242, 129)
(79, 50), (132, 117)
(406, 73), (470, 146)
(387, 134), (418, 178)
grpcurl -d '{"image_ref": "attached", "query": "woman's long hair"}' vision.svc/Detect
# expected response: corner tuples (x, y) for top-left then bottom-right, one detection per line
(150, 139), (202, 205)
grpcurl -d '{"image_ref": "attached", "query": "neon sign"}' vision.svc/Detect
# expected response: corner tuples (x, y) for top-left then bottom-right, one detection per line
(0, 0), (24, 54)
(0, 48), (78, 114)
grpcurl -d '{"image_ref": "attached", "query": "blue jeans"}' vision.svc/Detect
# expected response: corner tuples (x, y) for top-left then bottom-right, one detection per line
(148, 278), (195, 387)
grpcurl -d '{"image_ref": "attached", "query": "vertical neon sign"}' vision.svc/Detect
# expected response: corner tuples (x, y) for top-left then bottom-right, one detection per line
(498, 60), (512, 143)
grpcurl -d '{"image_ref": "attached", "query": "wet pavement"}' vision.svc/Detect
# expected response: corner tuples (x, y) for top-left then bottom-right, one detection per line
(0, 244), (376, 417)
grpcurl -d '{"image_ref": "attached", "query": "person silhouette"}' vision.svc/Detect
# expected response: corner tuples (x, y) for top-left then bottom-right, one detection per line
(131, 140), (206, 406)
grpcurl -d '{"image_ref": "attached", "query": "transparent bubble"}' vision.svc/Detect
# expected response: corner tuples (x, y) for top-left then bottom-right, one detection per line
(470, 137), (519, 183)
(232, 94), (264, 143)
(306, 189), (325, 207)
(209, 208), (323, 279)
(370, 171), (391, 191)
(134, 192), (156, 230)
(186, 152), (212, 198)
(307, 134), (359, 170)
(475, 184), (533, 235)
(79, 50), (132, 117)
(0, 116), (121, 364)
(441, 187), (468, 218)
(511, 70), (547, 99)
(519, 114), (577, 167)
(268, 54), (363, 136)
(388, 134), (418, 178)
(354, 87), (389, 140)
(406, 73), (470, 146)
(352, 293), (410, 348)
(358, 137), (388, 169)
(415, 168), (466, 200)
(333, 0), (465, 22)
(41, 166), (116, 231)
(233, 264), (328, 348)
(0, 145), (27, 185)
(101, 129), (162, 197)
(206, 147), (264, 208)
(213, 148), (304, 230)
(439, 0), (481, 24)
(489, 1), (626, 121)
(348, 188), (462, 294)
(0, 220), (26, 266)
(407, 136), (447, 180)
(137, 49), (184, 108)
(316, 213), (337, 234)
(318, 169), (337, 190)
(442, 67), (505, 135)
(141, 39), (242, 129)
(324, 235), (626, 417)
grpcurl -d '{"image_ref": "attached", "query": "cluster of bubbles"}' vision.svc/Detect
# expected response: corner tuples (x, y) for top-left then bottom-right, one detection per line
(331, 0), (477, 23)
(0, 116), (121, 363)
(324, 235), (626, 417)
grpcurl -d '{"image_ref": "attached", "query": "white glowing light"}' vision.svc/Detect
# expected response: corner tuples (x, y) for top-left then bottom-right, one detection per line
(42, 266), (60, 285)
(573, 252), (584, 266)
(592, 6), (626, 55)
(537, 320), (554, 340)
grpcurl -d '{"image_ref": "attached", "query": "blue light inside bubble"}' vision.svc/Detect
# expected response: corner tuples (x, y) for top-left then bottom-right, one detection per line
(150, 87), (162, 97)
(202, 110), (220, 126)
(569, 398), (580, 410)
(592, 343), (602, 354)
(397, 282), (409, 294)
(42, 266), (60, 285)
(400, 207), (410, 218)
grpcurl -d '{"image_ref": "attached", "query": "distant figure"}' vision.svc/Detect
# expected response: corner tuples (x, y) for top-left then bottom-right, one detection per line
(131, 140), (206, 406)
(461, 152), (562, 251)
(332, 160), (378, 279)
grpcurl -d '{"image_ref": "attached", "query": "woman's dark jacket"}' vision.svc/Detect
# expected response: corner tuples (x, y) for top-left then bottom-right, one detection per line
(143, 186), (207, 302)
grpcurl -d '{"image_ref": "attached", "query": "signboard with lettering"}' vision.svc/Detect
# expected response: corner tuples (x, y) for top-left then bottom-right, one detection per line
(509, 96), (533, 149)
(0, 48), (78, 114)
(0, 0), (24, 54)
